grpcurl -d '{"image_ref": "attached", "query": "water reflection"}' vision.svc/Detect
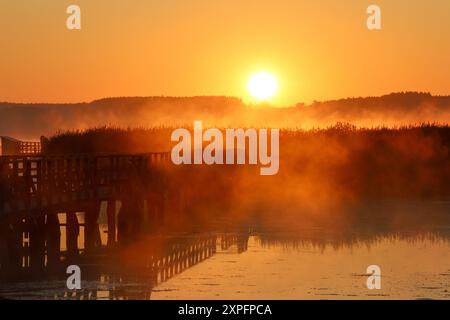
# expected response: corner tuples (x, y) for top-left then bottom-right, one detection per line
(1, 200), (450, 300)
(153, 232), (450, 300)
(0, 232), (250, 299)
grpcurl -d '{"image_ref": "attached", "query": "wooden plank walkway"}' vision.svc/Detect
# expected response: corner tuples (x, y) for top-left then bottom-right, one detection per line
(0, 153), (170, 220)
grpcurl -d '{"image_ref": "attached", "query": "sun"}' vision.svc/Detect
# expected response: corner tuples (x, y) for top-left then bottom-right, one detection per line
(248, 72), (278, 101)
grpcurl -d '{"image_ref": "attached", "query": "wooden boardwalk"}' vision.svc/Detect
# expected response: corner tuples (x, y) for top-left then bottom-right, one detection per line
(0, 152), (195, 272)
(0, 153), (170, 219)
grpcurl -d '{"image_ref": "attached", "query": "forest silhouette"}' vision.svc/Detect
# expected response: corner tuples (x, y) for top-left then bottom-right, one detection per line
(1, 92), (450, 140)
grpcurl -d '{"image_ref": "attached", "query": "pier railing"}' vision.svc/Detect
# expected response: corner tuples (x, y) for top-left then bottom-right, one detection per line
(0, 153), (171, 220)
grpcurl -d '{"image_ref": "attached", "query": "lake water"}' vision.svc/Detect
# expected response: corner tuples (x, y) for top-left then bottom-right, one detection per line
(152, 234), (450, 299)
(1, 227), (449, 300)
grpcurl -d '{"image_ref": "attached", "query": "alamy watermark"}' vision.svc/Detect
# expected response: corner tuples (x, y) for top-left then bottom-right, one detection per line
(66, 4), (81, 30)
(367, 5), (381, 30)
(366, 265), (382, 290)
(65, 4), (383, 32)
(66, 265), (81, 290)
(171, 121), (279, 176)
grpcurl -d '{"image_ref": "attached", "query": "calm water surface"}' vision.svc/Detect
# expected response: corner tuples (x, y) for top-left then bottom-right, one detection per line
(1, 229), (449, 300)
(152, 234), (450, 299)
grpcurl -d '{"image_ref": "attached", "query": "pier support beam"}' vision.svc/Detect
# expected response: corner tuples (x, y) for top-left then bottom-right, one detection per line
(1, 222), (21, 271)
(84, 202), (101, 252)
(29, 216), (46, 270)
(8, 222), (22, 269)
(106, 200), (116, 248)
(66, 211), (79, 259)
(46, 213), (61, 268)
(117, 200), (128, 246)
(0, 224), (7, 271)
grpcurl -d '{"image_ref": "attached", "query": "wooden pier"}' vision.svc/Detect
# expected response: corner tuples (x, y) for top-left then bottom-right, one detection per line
(0, 152), (193, 273)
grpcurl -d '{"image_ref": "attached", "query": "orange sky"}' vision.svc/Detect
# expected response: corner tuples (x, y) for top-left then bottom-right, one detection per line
(0, 0), (449, 106)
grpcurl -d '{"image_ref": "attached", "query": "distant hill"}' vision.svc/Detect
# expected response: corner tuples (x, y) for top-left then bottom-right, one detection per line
(295, 92), (450, 128)
(1, 92), (450, 140)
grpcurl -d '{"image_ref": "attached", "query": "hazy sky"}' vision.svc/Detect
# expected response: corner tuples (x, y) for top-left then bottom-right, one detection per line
(0, 0), (449, 106)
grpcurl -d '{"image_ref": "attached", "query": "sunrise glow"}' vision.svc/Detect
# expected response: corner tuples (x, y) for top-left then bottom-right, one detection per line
(247, 72), (278, 101)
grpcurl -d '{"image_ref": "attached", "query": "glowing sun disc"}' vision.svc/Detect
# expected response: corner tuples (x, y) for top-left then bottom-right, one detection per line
(248, 72), (278, 100)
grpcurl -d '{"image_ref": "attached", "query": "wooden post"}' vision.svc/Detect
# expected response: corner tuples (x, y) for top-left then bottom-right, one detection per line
(2, 222), (21, 271)
(46, 213), (61, 268)
(12, 221), (23, 270)
(84, 202), (101, 252)
(66, 211), (79, 259)
(106, 200), (116, 247)
(117, 199), (128, 246)
(0, 224), (6, 272)
(29, 216), (46, 270)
